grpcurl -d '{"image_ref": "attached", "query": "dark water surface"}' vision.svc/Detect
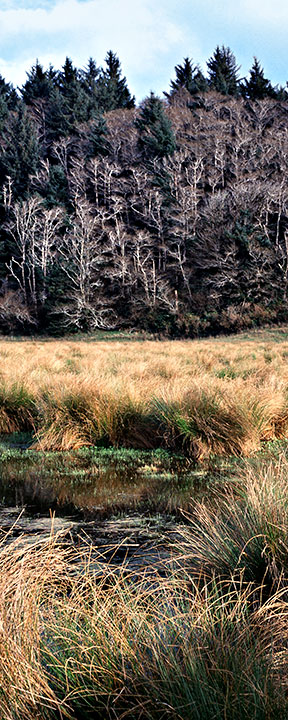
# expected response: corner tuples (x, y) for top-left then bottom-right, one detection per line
(0, 434), (221, 574)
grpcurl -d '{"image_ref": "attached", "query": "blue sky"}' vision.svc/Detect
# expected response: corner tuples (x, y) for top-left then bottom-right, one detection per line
(0, 0), (287, 101)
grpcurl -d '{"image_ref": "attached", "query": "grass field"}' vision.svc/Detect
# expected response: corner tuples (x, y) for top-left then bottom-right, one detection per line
(1, 327), (288, 458)
(2, 328), (288, 718)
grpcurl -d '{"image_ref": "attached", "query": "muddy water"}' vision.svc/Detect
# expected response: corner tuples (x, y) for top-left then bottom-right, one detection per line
(0, 434), (214, 574)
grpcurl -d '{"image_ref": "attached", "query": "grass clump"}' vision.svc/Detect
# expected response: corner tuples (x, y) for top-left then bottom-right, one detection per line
(0, 529), (285, 720)
(0, 537), (287, 719)
(153, 386), (259, 460)
(0, 383), (37, 434)
(36, 382), (158, 451)
(178, 455), (288, 590)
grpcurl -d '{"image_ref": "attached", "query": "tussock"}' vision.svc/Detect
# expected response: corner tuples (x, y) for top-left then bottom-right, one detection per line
(1, 333), (288, 456)
(0, 533), (288, 719)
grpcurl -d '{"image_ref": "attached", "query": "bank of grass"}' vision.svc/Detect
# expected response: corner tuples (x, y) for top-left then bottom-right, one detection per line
(177, 454), (288, 590)
(1, 329), (288, 457)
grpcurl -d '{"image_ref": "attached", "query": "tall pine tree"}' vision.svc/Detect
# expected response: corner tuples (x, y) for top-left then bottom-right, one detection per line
(21, 60), (54, 104)
(242, 58), (276, 99)
(168, 57), (207, 98)
(207, 45), (240, 95)
(80, 58), (101, 118)
(135, 93), (176, 160)
(0, 104), (39, 198)
(95, 51), (135, 112)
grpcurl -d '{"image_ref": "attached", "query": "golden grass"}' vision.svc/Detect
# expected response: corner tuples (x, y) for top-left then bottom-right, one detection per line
(1, 531), (288, 719)
(2, 329), (288, 456)
(177, 453), (288, 587)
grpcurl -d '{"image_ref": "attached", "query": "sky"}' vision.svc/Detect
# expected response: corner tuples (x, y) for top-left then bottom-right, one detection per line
(0, 0), (287, 101)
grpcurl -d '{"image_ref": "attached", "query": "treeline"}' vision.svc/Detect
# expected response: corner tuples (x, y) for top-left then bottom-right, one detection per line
(1, 46), (288, 335)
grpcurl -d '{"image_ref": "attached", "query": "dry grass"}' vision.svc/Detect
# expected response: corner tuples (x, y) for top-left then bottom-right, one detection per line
(0, 530), (288, 719)
(2, 331), (288, 717)
(1, 330), (288, 456)
(177, 453), (288, 591)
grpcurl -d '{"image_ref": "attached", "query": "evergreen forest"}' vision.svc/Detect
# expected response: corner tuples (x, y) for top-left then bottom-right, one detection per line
(0, 46), (288, 335)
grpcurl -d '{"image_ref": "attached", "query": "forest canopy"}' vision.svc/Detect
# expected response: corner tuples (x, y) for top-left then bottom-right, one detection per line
(0, 47), (288, 336)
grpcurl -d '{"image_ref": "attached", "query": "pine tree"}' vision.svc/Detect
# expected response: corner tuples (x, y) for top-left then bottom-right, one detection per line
(46, 58), (89, 141)
(96, 51), (135, 112)
(242, 58), (276, 100)
(207, 45), (240, 95)
(0, 104), (40, 198)
(168, 57), (207, 97)
(80, 58), (100, 118)
(21, 60), (54, 104)
(46, 87), (71, 141)
(57, 57), (89, 125)
(0, 74), (18, 133)
(85, 114), (110, 157)
(135, 93), (176, 160)
(0, 75), (18, 110)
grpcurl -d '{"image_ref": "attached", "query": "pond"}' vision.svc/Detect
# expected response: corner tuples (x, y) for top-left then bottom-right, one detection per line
(0, 433), (225, 575)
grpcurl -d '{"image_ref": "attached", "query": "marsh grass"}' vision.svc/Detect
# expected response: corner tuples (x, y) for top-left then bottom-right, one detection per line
(1, 331), (288, 457)
(0, 442), (288, 717)
(178, 455), (288, 592)
(0, 535), (287, 720)
(0, 383), (37, 434)
(3, 331), (288, 717)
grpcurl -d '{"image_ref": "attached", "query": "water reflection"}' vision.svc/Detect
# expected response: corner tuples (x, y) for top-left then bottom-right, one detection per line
(0, 437), (211, 519)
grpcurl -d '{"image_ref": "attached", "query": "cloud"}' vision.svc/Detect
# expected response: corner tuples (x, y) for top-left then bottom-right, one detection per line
(240, 0), (288, 23)
(0, 0), (286, 99)
(0, 0), (194, 98)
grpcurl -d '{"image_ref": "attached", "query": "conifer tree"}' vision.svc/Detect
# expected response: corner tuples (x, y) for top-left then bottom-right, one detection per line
(21, 60), (54, 104)
(207, 45), (240, 95)
(57, 57), (89, 125)
(0, 104), (39, 198)
(135, 93), (176, 160)
(168, 57), (207, 97)
(85, 114), (110, 157)
(0, 74), (18, 133)
(96, 51), (135, 112)
(46, 87), (71, 141)
(242, 58), (276, 99)
(80, 58), (100, 118)
(46, 58), (89, 141)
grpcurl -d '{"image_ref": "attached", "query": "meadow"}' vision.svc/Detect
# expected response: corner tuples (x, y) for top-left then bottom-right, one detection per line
(2, 327), (288, 458)
(2, 329), (288, 718)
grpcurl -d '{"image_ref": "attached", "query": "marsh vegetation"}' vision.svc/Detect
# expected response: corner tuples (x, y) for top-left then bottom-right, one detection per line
(1, 329), (288, 718)
(1, 328), (288, 457)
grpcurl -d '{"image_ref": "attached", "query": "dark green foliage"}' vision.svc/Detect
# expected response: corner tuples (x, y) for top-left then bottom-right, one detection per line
(0, 75), (18, 134)
(46, 86), (71, 140)
(21, 60), (54, 104)
(44, 165), (69, 207)
(135, 93), (176, 159)
(55, 57), (89, 127)
(0, 104), (40, 197)
(207, 45), (240, 95)
(85, 113), (110, 157)
(168, 57), (207, 97)
(80, 57), (101, 119)
(242, 58), (276, 100)
(0, 74), (18, 111)
(95, 51), (135, 112)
